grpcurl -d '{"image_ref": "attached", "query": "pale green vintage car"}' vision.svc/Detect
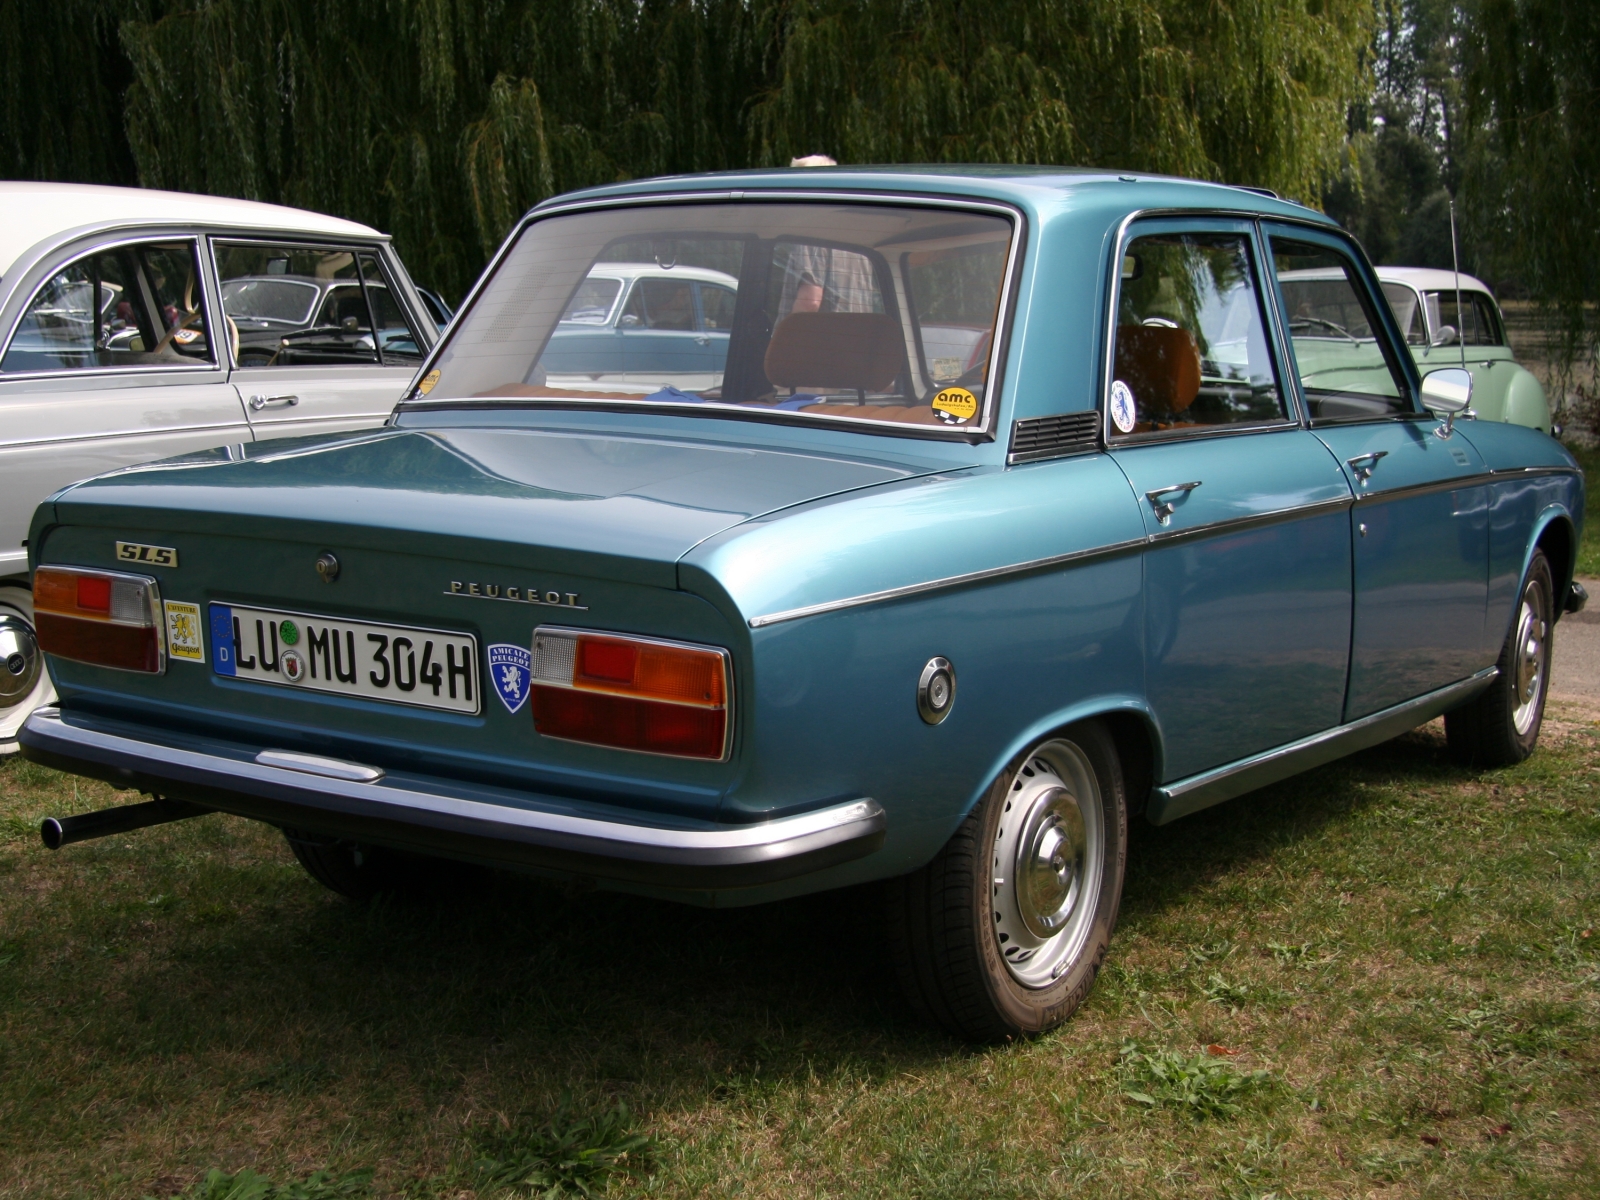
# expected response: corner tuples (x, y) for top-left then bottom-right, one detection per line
(1277, 266), (1552, 433)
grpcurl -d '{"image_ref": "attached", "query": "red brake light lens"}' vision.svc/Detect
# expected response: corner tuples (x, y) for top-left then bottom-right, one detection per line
(531, 627), (730, 759)
(33, 565), (165, 674)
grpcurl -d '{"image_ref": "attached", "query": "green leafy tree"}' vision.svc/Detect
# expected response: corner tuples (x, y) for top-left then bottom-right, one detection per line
(1460, 0), (1598, 388)
(4, 0), (1372, 300)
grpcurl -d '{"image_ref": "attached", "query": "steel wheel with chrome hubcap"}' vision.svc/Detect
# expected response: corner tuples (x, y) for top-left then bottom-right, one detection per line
(887, 720), (1127, 1041)
(1447, 548), (1555, 767)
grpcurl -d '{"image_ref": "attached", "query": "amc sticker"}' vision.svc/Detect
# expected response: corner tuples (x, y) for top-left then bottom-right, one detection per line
(931, 386), (978, 424)
(1109, 380), (1137, 433)
(417, 369), (442, 396)
(164, 600), (205, 662)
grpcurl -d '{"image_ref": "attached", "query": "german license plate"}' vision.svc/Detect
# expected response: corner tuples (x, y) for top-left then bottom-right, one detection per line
(209, 603), (480, 714)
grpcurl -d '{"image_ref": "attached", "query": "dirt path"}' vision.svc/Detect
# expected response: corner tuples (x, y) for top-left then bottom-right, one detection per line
(1552, 577), (1600, 701)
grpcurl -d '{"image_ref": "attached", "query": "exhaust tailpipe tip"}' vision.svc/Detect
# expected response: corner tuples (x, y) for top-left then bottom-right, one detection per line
(39, 797), (211, 850)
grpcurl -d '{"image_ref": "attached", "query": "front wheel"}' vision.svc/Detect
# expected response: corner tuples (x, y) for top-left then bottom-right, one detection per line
(1446, 548), (1554, 767)
(887, 721), (1128, 1041)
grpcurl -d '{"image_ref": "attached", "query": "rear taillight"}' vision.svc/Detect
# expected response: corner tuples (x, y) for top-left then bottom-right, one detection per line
(530, 626), (730, 759)
(33, 565), (165, 674)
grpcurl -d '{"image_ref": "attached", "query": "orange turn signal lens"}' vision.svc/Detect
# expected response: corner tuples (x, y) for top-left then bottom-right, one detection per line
(530, 627), (730, 759)
(33, 565), (165, 674)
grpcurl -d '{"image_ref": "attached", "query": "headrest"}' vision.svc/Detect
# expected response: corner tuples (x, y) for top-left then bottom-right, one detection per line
(764, 312), (902, 393)
(1114, 325), (1202, 414)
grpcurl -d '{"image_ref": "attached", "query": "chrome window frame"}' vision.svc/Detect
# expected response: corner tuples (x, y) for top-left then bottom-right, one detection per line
(396, 188), (1029, 446)
(0, 231), (226, 381)
(210, 236), (434, 372)
(1098, 210), (1302, 449)
(1255, 219), (1424, 427)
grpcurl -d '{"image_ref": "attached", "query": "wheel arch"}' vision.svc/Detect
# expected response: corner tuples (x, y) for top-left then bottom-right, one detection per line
(959, 696), (1164, 829)
(1532, 508), (1577, 620)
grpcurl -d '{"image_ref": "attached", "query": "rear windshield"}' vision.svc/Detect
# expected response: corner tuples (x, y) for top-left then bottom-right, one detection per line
(409, 201), (1016, 433)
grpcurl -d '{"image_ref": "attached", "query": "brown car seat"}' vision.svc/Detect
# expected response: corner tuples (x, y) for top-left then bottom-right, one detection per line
(764, 311), (903, 394)
(1114, 324), (1202, 416)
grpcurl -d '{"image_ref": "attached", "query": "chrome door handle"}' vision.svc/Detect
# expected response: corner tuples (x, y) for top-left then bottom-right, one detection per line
(694, 335), (711, 345)
(248, 394), (299, 411)
(1346, 450), (1388, 482)
(1144, 480), (1201, 524)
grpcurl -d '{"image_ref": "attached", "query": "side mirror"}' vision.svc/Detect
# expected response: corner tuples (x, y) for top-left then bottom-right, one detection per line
(1420, 367), (1473, 438)
(1431, 323), (1458, 347)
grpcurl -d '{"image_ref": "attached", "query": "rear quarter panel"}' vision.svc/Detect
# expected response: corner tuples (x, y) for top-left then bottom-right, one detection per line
(682, 452), (1149, 875)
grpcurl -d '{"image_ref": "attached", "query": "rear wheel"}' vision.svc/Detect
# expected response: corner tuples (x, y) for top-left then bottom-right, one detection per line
(887, 721), (1128, 1041)
(283, 828), (449, 900)
(0, 584), (57, 755)
(1446, 549), (1554, 767)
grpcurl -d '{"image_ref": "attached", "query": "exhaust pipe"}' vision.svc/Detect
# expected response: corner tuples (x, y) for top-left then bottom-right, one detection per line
(41, 797), (212, 850)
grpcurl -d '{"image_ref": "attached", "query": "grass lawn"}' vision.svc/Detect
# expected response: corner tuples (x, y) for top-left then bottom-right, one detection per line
(1566, 439), (1600, 578)
(1, 705), (1596, 1200)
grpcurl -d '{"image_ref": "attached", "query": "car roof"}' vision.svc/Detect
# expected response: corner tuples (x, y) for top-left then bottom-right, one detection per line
(1371, 265), (1494, 295)
(0, 182), (380, 279)
(527, 165), (1334, 228)
(1280, 264), (1494, 295)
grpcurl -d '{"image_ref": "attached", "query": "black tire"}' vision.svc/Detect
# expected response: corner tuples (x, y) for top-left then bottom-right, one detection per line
(282, 827), (446, 900)
(886, 720), (1128, 1041)
(1446, 548), (1555, 767)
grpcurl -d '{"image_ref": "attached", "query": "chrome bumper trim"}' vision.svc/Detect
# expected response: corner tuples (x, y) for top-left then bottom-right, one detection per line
(19, 708), (885, 889)
(1146, 667), (1499, 825)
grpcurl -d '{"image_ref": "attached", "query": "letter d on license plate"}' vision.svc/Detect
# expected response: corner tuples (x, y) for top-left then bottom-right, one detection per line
(209, 603), (479, 714)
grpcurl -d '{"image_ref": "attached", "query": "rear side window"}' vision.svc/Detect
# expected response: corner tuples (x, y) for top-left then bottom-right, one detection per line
(215, 243), (422, 367)
(1108, 232), (1286, 436)
(1426, 290), (1505, 347)
(1272, 238), (1411, 420)
(2, 240), (214, 374)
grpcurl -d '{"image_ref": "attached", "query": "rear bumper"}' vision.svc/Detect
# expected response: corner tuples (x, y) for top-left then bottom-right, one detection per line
(19, 707), (885, 890)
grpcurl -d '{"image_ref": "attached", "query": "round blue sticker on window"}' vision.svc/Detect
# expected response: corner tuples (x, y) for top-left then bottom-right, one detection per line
(1110, 379), (1137, 433)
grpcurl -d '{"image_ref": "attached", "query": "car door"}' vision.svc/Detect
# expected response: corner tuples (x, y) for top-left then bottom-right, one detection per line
(694, 280), (736, 379)
(215, 241), (424, 440)
(1264, 225), (1491, 720)
(1105, 218), (1354, 781)
(535, 273), (627, 384)
(0, 234), (251, 572)
(619, 276), (708, 387)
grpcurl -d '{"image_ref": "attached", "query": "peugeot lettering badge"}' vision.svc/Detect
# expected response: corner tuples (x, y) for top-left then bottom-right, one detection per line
(487, 644), (532, 713)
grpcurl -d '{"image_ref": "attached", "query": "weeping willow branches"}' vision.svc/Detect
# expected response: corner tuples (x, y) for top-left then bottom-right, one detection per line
(2, 0), (1373, 299)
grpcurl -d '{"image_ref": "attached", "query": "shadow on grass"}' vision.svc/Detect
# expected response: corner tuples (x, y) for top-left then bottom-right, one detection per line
(1122, 723), (1466, 922)
(2, 721), (1486, 1120)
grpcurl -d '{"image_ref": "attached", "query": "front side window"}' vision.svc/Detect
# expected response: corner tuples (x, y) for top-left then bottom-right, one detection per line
(215, 243), (423, 367)
(2, 240), (213, 374)
(415, 202), (1015, 432)
(1426, 290), (1505, 347)
(1108, 232), (1286, 436)
(1273, 238), (1411, 420)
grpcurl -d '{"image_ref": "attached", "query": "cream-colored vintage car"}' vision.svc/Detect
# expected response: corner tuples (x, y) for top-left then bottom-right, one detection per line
(0, 183), (438, 750)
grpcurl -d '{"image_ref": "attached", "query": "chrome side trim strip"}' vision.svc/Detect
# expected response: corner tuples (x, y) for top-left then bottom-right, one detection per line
(20, 708), (885, 888)
(748, 495), (1353, 627)
(1486, 464), (1583, 480)
(1352, 471), (1496, 505)
(1145, 667), (1499, 825)
(1145, 494), (1352, 547)
(747, 535), (1148, 628)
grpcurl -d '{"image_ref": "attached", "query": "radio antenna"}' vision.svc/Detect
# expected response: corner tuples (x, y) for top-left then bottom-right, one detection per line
(1449, 198), (1466, 370)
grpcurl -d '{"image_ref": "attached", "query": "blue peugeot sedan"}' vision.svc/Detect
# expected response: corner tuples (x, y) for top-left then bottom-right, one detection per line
(18, 167), (1586, 1041)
